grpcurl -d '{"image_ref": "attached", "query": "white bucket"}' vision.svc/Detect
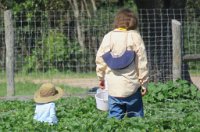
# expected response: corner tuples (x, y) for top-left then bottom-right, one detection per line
(95, 91), (109, 111)
(96, 88), (107, 94)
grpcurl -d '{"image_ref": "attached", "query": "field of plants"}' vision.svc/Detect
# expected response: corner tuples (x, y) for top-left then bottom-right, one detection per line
(0, 79), (200, 131)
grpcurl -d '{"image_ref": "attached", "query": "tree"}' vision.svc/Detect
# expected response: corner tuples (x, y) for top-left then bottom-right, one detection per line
(186, 0), (200, 9)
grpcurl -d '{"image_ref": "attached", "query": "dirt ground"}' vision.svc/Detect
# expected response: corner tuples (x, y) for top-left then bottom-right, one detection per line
(32, 78), (99, 89)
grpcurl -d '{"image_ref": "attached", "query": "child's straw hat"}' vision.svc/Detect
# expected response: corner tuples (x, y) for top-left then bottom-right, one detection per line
(34, 83), (64, 103)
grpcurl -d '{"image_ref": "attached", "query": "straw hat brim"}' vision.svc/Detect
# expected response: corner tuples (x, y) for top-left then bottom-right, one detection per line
(34, 87), (64, 103)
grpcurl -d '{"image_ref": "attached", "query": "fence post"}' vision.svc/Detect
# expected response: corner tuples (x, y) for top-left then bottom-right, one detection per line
(172, 19), (182, 81)
(4, 10), (15, 96)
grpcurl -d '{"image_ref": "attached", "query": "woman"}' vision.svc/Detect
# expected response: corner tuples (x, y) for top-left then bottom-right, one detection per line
(95, 8), (149, 119)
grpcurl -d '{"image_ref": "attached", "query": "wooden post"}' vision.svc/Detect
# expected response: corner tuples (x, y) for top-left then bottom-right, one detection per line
(172, 19), (182, 81)
(4, 10), (15, 96)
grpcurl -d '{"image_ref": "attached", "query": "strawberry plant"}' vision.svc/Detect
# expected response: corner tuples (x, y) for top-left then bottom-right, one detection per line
(0, 80), (200, 131)
(145, 79), (200, 102)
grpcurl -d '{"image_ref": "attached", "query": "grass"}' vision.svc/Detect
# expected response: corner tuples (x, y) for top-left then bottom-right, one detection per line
(189, 70), (200, 76)
(0, 71), (95, 96)
(0, 82), (88, 97)
(0, 71), (96, 82)
(18, 71), (96, 79)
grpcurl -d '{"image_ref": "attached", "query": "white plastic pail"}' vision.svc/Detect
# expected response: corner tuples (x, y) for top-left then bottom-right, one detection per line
(96, 88), (107, 94)
(95, 91), (109, 111)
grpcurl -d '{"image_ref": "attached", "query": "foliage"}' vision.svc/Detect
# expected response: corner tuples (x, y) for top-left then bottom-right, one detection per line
(186, 0), (200, 9)
(144, 79), (200, 103)
(2, 0), (69, 11)
(0, 96), (200, 131)
(1, 0), (200, 75)
(0, 80), (200, 131)
(22, 29), (82, 72)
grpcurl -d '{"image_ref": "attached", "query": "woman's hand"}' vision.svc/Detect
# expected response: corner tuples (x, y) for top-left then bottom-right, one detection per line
(139, 79), (148, 96)
(141, 87), (148, 96)
(99, 80), (105, 89)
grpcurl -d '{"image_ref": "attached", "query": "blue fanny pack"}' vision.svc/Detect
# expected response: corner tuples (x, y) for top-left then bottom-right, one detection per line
(102, 50), (135, 70)
(102, 32), (135, 70)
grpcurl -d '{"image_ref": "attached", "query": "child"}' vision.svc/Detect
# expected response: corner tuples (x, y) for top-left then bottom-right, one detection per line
(95, 8), (149, 119)
(33, 83), (64, 124)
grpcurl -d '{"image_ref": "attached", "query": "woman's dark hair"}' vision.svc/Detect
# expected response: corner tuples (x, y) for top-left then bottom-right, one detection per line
(114, 8), (138, 30)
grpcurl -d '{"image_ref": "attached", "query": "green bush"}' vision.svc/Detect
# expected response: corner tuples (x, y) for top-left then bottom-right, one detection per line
(144, 79), (200, 102)
(22, 29), (82, 73)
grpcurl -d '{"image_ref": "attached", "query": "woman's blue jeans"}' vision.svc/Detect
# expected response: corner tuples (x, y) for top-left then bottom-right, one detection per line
(108, 88), (144, 119)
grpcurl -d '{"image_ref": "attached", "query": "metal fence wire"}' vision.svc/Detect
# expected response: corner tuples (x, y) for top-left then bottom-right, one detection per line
(0, 9), (200, 83)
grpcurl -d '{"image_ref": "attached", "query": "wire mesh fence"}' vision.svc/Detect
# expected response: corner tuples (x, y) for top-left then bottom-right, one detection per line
(138, 9), (200, 83)
(0, 9), (200, 94)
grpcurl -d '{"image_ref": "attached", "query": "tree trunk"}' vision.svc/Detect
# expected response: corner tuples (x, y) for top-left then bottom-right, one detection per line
(69, 0), (85, 50)
(90, 0), (97, 13)
(83, 0), (91, 17)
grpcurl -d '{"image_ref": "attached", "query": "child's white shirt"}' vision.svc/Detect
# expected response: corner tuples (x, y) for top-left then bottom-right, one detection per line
(33, 102), (58, 124)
